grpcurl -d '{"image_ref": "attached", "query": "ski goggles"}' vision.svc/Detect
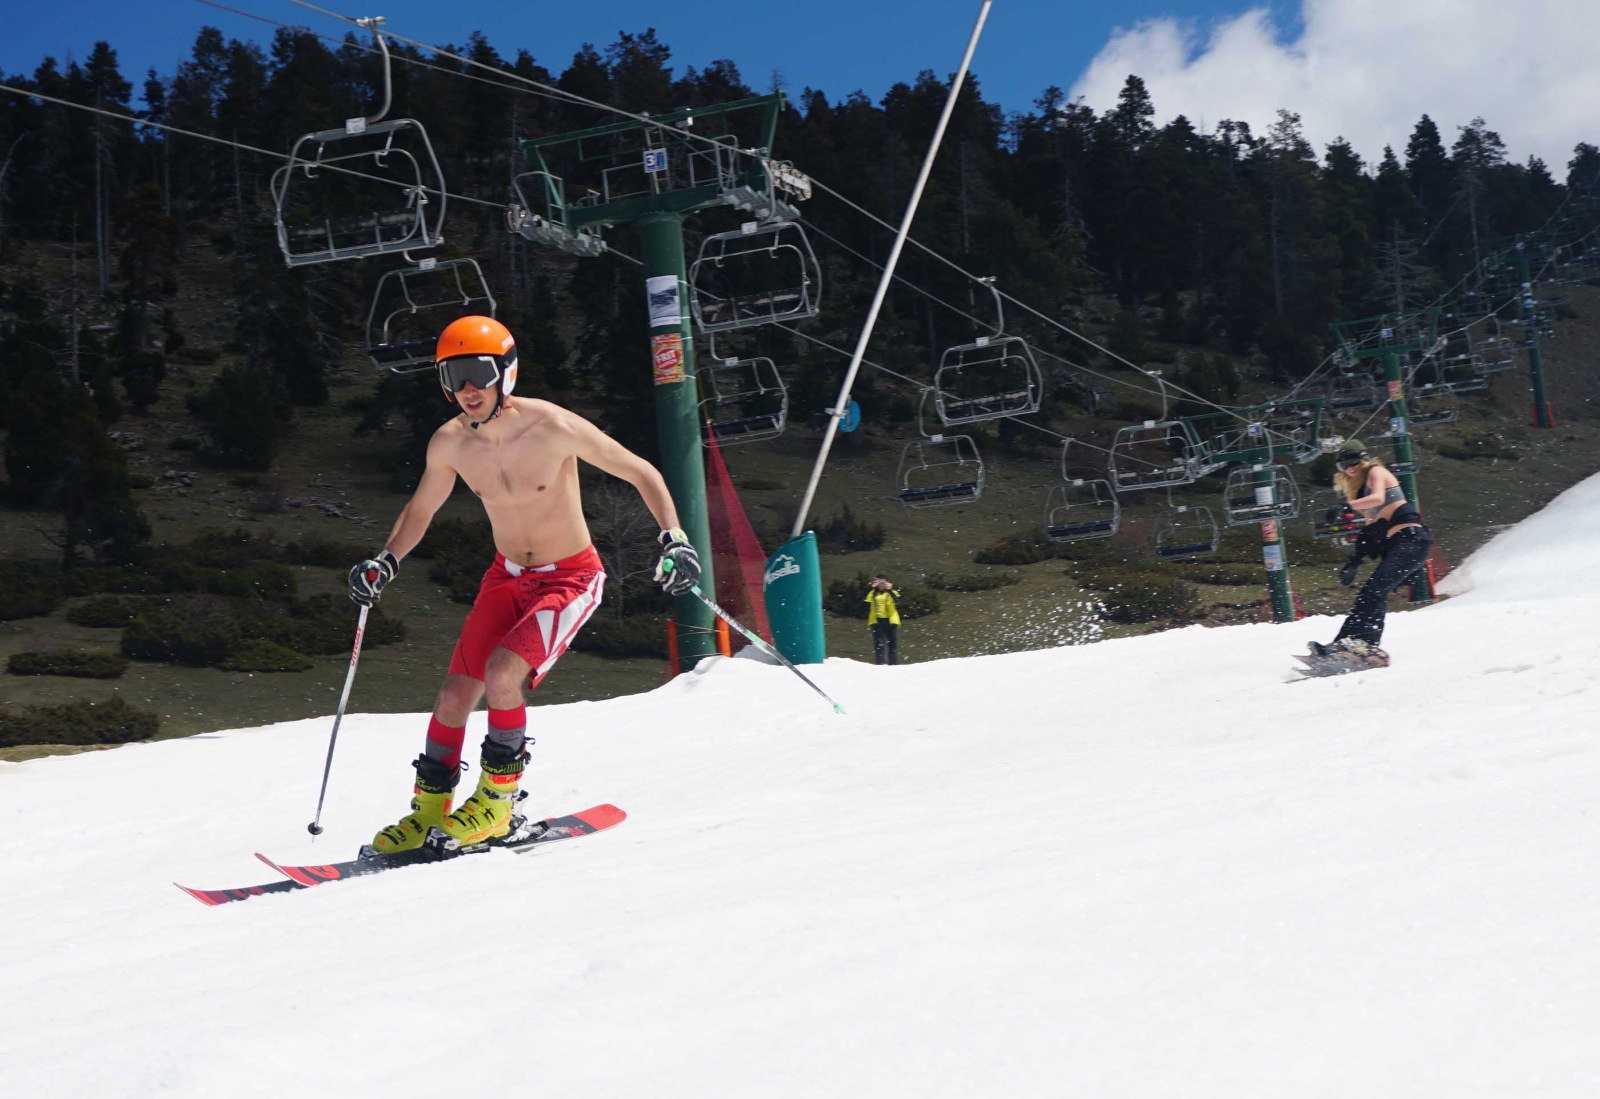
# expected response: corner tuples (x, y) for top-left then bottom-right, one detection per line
(437, 353), (509, 393)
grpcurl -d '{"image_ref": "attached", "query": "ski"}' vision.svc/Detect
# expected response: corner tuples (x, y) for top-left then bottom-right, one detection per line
(175, 803), (625, 907)
(176, 879), (303, 906)
(1291, 651), (1389, 678)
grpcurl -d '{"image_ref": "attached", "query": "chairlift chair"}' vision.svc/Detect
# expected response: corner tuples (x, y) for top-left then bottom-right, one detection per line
(365, 258), (497, 374)
(895, 436), (984, 507)
(689, 220), (821, 333)
(1222, 464), (1301, 526)
(895, 390), (984, 508)
(1431, 353), (1490, 393)
(1326, 371), (1382, 412)
(1154, 503), (1219, 560)
(1407, 385), (1460, 427)
(1108, 420), (1204, 491)
(272, 119), (448, 267)
(1476, 336), (1517, 373)
(932, 278), (1043, 425)
(1043, 479), (1120, 542)
(698, 354), (788, 445)
(271, 23), (446, 268)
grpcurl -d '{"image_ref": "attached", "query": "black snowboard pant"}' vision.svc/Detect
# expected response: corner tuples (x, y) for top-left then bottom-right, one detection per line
(1334, 525), (1432, 646)
(871, 622), (899, 665)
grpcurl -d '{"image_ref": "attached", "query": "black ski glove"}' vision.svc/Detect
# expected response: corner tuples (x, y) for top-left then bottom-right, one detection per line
(1338, 557), (1361, 588)
(348, 550), (399, 606)
(653, 528), (701, 595)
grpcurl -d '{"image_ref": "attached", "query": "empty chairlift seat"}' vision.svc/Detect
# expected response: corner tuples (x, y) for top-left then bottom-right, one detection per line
(895, 434), (984, 508)
(272, 118), (448, 267)
(1221, 464), (1301, 526)
(698, 355), (788, 445)
(1108, 421), (1205, 491)
(1154, 504), (1219, 559)
(365, 258), (497, 373)
(690, 221), (821, 333)
(1043, 478), (1120, 542)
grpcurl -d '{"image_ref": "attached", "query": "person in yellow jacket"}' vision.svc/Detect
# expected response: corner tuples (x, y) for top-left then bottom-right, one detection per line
(864, 574), (901, 665)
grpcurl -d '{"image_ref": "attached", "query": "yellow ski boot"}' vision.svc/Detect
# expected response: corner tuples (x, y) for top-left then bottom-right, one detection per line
(368, 755), (460, 856)
(435, 739), (528, 849)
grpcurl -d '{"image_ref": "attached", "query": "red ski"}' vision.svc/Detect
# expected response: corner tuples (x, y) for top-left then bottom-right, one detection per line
(175, 804), (625, 906)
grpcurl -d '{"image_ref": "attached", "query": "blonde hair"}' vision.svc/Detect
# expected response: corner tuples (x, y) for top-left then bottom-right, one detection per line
(1333, 457), (1381, 503)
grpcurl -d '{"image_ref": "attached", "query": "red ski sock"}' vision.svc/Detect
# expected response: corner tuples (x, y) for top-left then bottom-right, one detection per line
(423, 716), (466, 771)
(487, 705), (527, 752)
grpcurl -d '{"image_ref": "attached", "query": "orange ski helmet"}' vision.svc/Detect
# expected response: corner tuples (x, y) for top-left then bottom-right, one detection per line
(435, 316), (518, 416)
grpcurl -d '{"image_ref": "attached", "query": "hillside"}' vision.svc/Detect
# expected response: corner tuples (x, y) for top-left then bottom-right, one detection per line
(5, 227), (1600, 753)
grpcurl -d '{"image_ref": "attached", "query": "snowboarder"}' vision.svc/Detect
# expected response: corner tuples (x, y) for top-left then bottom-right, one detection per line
(865, 575), (901, 665)
(346, 316), (699, 856)
(1309, 441), (1432, 666)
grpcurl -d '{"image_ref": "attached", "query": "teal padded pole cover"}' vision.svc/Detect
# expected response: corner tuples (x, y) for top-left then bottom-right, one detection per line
(764, 532), (826, 665)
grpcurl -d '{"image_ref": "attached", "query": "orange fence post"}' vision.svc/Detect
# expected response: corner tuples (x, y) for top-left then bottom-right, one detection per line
(665, 619), (680, 680)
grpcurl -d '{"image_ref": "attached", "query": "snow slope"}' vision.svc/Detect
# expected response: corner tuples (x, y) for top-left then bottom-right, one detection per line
(4, 476), (1599, 1098)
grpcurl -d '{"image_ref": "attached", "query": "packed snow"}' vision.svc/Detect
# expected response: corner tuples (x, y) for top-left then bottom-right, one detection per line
(3, 473), (1599, 1098)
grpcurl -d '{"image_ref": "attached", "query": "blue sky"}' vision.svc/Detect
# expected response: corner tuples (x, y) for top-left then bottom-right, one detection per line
(5, 1), (1595, 169)
(4, 1), (1286, 119)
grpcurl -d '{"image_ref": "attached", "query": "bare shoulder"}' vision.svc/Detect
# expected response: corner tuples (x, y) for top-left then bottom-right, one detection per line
(512, 397), (596, 437)
(429, 414), (470, 454)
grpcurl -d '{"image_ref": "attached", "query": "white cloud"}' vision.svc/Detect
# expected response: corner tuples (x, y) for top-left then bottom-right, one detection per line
(1069, 0), (1600, 173)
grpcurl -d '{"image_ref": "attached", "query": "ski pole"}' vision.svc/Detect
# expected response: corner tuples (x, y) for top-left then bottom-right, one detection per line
(307, 603), (370, 835)
(683, 582), (846, 715)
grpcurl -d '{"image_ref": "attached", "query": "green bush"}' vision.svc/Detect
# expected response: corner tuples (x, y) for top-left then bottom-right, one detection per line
(1071, 564), (1161, 593)
(0, 561), (66, 621)
(926, 570), (1022, 592)
(219, 639), (315, 673)
(0, 696), (160, 748)
(569, 613), (668, 659)
(282, 536), (371, 567)
(120, 591), (402, 669)
(170, 345), (221, 366)
(60, 566), (164, 597)
(411, 517), (496, 561)
(7, 649), (130, 678)
(65, 594), (147, 627)
(239, 594), (406, 657)
(1164, 562), (1264, 586)
(415, 518), (497, 603)
(973, 535), (1060, 566)
(1436, 437), (1520, 461)
(814, 504), (886, 554)
(1097, 576), (1201, 624)
(178, 527), (285, 568)
(122, 595), (242, 666)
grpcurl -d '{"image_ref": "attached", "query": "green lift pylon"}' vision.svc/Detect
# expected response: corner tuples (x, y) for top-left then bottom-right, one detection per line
(1512, 240), (1555, 428)
(506, 95), (808, 671)
(1181, 399), (1325, 623)
(1329, 311), (1438, 602)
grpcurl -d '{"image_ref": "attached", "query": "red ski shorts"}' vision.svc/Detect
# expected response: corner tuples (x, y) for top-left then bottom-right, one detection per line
(447, 546), (606, 689)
